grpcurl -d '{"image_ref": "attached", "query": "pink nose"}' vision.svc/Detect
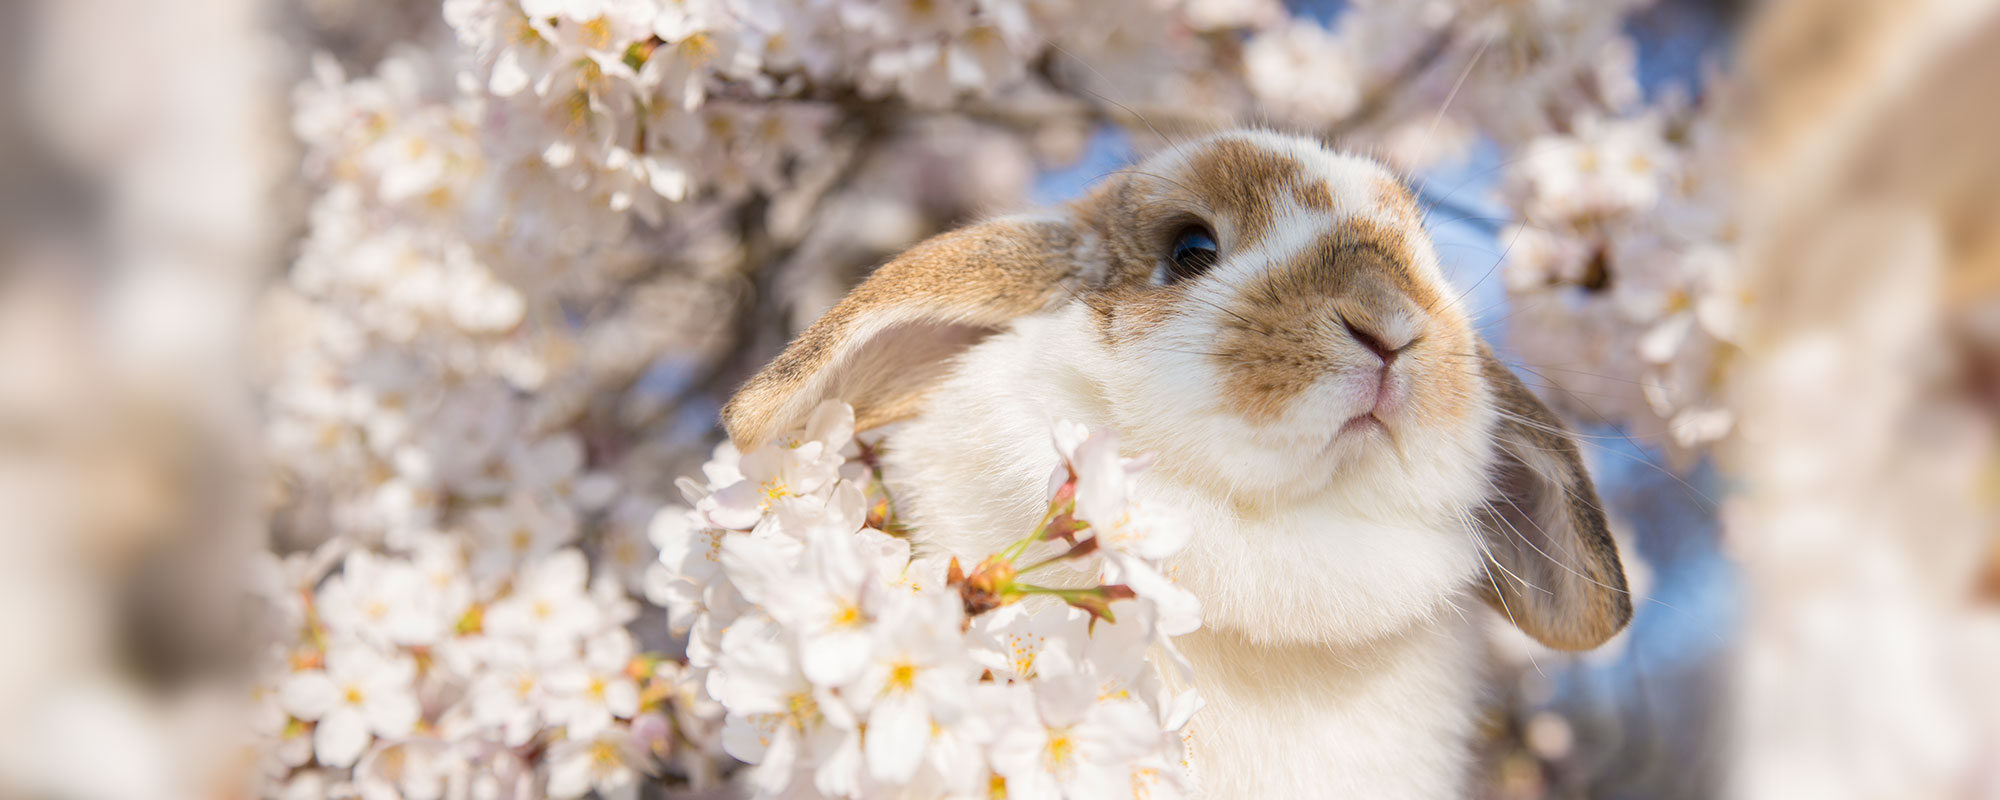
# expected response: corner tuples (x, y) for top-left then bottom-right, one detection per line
(1343, 318), (1413, 365)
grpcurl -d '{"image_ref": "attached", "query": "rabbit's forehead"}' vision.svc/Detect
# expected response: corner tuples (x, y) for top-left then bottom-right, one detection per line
(1129, 134), (1442, 289)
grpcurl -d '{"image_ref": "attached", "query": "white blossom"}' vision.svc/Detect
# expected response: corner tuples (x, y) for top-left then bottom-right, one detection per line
(547, 726), (652, 800)
(990, 647), (1165, 799)
(657, 403), (1199, 798)
(280, 644), (421, 768)
(485, 549), (606, 656)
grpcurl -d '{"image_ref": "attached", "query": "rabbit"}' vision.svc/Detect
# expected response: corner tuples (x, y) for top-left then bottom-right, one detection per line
(721, 129), (1630, 799)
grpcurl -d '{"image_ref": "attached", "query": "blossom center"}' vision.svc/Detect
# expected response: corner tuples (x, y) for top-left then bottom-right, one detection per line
(887, 661), (918, 691)
(505, 15), (538, 45)
(590, 739), (622, 769)
(783, 691), (821, 732)
(579, 17), (613, 51)
(1046, 729), (1075, 770)
(677, 33), (717, 66)
(1006, 632), (1043, 676)
(759, 479), (789, 506)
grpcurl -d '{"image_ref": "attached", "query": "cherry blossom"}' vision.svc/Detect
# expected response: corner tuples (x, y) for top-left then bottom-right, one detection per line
(280, 644), (421, 768)
(653, 403), (1201, 798)
(546, 726), (652, 800)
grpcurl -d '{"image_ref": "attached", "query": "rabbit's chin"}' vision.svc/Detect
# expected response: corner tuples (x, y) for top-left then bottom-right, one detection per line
(885, 305), (1502, 649)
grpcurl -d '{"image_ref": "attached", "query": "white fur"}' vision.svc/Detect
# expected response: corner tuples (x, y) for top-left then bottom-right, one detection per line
(884, 308), (1503, 799)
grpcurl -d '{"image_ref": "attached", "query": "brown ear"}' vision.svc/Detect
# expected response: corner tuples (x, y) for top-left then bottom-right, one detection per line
(1474, 344), (1632, 651)
(722, 216), (1091, 448)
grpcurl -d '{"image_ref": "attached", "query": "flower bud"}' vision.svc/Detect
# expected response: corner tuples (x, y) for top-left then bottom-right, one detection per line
(953, 555), (1019, 617)
(1041, 511), (1085, 544)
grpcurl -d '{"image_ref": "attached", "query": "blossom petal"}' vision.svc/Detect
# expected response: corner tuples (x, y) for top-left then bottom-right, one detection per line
(364, 690), (420, 737)
(605, 679), (641, 718)
(1073, 432), (1128, 526)
(750, 729), (800, 795)
(865, 692), (930, 783)
(546, 746), (594, 799)
(1113, 556), (1202, 636)
(721, 715), (771, 764)
(315, 707), (372, 767)
(814, 727), (865, 798)
(280, 671), (338, 720)
(800, 629), (872, 688)
(803, 400), (855, 449)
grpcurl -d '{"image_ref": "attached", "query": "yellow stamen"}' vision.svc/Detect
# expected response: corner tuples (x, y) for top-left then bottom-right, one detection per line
(579, 17), (613, 51)
(785, 691), (819, 732)
(589, 739), (622, 767)
(1046, 731), (1074, 769)
(677, 33), (717, 65)
(887, 661), (919, 691)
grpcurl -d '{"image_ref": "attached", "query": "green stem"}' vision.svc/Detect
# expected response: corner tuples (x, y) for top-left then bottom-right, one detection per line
(1016, 585), (1089, 600)
(1016, 555), (1063, 576)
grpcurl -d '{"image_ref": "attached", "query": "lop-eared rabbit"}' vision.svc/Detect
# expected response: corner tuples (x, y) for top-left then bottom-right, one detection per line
(723, 130), (1630, 799)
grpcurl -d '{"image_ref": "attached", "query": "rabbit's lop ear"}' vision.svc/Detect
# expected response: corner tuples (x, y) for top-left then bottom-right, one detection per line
(1475, 345), (1632, 651)
(724, 215), (1090, 448)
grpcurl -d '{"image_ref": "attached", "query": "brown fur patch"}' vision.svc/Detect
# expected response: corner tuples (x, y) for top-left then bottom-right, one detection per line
(1180, 138), (1307, 250)
(1374, 175), (1422, 229)
(1293, 180), (1336, 212)
(723, 218), (1084, 447)
(1216, 289), (1334, 423)
(1326, 219), (1446, 312)
(1090, 284), (1183, 348)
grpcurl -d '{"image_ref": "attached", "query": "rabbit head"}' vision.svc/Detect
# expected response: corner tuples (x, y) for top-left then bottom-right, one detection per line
(725, 130), (1629, 653)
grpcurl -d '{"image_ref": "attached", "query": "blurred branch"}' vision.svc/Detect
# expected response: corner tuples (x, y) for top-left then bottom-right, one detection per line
(1417, 185), (1505, 235)
(1330, 27), (1456, 141)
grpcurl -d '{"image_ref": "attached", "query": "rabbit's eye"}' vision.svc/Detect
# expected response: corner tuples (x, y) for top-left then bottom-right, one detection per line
(1161, 226), (1220, 284)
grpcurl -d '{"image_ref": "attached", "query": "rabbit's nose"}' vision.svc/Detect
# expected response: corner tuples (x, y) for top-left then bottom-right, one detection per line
(1342, 317), (1417, 366)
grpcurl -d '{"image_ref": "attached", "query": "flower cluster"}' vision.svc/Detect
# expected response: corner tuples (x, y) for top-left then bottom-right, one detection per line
(439, 0), (1234, 214)
(1499, 104), (1745, 456)
(257, 45), (732, 799)
(1243, 0), (1648, 170)
(250, 540), (723, 799)
(648, 403), (1204, 799)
